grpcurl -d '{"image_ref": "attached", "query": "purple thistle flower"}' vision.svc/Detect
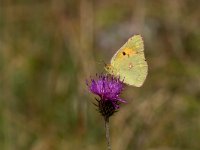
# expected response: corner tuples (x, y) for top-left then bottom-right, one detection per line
(87, 74), (127, 120)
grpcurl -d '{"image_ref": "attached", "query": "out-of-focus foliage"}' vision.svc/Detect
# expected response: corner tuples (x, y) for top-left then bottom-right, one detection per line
(0, 0), (200, 150)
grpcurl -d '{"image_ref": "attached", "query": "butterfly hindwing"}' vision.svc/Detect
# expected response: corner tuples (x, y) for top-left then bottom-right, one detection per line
(116, 53), (147, 87)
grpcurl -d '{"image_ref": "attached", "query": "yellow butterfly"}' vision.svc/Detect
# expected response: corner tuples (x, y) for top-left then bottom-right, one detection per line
(105, 35), (148, 87)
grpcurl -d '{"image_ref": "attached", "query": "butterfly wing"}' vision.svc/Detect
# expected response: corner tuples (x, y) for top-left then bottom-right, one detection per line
(108, 35), (148, 87)
(115, 53), (148, 87)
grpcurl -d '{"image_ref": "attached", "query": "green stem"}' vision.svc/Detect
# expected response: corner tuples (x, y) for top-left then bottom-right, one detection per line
(105, 118), (111, 150)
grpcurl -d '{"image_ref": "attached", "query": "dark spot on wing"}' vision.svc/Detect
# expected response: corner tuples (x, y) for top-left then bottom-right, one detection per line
(122, 52), (126, 55)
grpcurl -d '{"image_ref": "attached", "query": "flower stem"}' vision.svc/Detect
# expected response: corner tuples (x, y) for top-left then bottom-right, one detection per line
(105, 118), (111, 150)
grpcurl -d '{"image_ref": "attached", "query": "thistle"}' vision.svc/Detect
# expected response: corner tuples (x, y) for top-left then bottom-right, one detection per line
(87, 74), (126, 150)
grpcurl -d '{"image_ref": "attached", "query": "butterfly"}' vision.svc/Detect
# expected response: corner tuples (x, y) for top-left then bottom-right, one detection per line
(105, 35), (148, 87)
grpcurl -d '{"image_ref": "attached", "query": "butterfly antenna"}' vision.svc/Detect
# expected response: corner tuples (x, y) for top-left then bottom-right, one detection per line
(97, 59), (107, 67)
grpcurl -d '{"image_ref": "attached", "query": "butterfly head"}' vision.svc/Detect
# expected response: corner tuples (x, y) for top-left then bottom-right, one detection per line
(105, 64), (118, 76)
(105, 64), (112, 72)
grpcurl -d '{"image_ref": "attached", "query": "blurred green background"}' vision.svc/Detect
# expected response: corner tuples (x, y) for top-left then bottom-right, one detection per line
(0, 0), (200, 150)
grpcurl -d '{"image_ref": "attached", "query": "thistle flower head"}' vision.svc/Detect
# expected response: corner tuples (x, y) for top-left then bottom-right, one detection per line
(87, 74), (126, 119)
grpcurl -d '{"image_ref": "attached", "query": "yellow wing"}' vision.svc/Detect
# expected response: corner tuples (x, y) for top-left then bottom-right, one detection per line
(106, 35), (148, 87)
